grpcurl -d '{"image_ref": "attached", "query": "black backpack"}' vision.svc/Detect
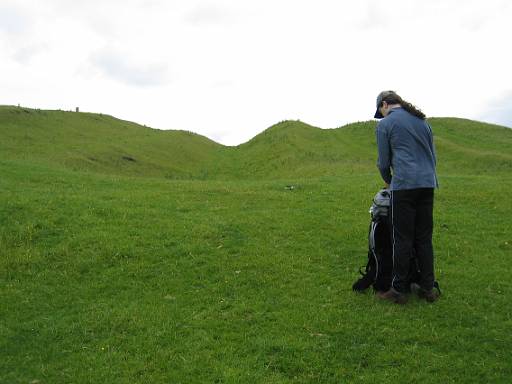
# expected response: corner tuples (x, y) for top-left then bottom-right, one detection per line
(352, 189), (440, 293)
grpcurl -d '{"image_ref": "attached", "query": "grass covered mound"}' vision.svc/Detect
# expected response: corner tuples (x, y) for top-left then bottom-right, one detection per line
(1, 106), (511, 382)
(0, 106), (222, 179)
(1, 106), (511, 180)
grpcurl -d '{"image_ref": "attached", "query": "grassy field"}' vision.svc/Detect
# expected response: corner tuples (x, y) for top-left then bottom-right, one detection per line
(1, 107), (512, 383)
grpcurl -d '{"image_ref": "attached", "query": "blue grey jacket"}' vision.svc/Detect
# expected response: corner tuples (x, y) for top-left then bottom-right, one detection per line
(376, 107), (438, 191)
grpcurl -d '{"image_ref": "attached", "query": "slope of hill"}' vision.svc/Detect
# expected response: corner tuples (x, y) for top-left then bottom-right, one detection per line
(221, 120), (378, 179)
(230, 118), (512, 179)
(0, 106), (222, 179)
(1, 105), (511, 180)
(429, 117), (512, 175)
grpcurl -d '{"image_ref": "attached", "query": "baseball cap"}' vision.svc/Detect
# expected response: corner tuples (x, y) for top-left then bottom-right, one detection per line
(374, 90), (396, 119)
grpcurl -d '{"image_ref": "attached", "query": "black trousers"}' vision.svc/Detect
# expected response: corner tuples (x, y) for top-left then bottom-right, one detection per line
(390, 188), (435, 293)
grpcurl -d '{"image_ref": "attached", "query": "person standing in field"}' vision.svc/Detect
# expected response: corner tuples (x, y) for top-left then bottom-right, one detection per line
(373, 90), (440, 304)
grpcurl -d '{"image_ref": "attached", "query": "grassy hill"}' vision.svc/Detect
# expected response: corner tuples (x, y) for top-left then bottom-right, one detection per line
(0, 106), (222, 179)
(1, 106), (512, 383)
(1, 105), (511, 180)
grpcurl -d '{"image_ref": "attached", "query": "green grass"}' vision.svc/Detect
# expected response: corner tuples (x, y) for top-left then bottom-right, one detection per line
(2, 106), (511, 180)
(1, 107), (512, 383)
(0, 106), (222, 179)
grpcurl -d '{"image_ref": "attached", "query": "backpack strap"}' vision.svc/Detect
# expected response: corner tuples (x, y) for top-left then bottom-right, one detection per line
(369, 221), (379, 281)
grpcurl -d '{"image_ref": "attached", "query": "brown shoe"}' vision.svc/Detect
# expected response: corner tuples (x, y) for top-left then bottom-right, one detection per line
(377, 287), (408, 305)
(418, 289), (440, 303)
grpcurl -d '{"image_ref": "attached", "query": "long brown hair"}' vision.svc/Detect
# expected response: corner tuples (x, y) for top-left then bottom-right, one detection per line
(380, 91), (426, 120)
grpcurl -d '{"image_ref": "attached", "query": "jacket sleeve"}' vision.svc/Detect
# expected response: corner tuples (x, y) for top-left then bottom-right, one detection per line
(376, 122), (392, 184)
(427, 123), (437, 166)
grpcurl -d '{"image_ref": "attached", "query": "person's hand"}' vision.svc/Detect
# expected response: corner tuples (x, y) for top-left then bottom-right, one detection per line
(384, 183), (390, 189)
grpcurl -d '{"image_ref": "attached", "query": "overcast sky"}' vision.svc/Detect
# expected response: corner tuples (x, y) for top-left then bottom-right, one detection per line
(1, 0), (511, 145)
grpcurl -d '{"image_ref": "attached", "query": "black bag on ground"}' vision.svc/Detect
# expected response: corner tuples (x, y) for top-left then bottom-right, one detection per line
(352, 189), (424, 293)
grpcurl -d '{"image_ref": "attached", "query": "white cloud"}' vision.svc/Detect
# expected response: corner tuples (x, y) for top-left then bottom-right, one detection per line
(12, 43), (46, 64)
(0, 4), (32, 35)
(91, 48), (169, 87)
(478, 92), (512, 128)
(185, 3), (236, 25)
(1, 0), (511, 145)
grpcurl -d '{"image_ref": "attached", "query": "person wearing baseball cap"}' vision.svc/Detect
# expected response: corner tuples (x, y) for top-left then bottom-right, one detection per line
(373, 90), (440, 304)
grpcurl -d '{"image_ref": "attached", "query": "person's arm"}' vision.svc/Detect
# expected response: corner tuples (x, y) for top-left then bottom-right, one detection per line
(376, 122), (392, 185)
